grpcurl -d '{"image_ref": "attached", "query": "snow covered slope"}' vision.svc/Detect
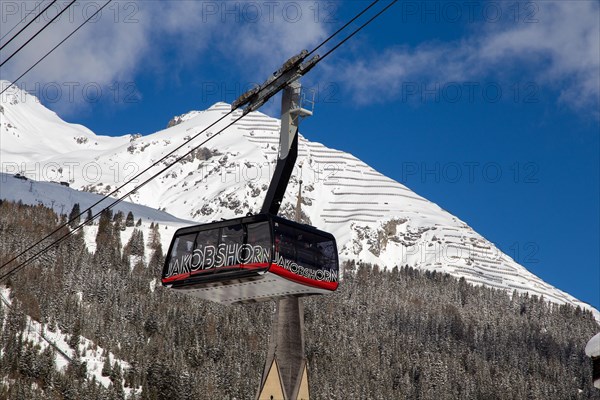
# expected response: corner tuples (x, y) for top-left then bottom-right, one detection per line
(0, 172), (190, 227)
(0, 287), (140, 396)
(0, 172), (190, 256)
(0, 82), (596, 318)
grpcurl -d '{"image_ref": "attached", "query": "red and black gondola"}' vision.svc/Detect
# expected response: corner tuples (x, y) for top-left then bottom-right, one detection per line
(162, 213), (339, 304)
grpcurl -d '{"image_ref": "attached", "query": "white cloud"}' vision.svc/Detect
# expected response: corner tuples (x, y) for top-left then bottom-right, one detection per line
(335, 1), (599, 117)
(0, 0), (329, 113)
(7, 1), (595, 119)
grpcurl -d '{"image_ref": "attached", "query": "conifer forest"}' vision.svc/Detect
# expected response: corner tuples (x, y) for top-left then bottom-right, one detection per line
(0, 200), (597, 399)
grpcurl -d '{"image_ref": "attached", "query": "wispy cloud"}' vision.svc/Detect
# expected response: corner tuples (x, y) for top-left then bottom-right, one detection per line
(334, 1), (599, 117)
(0, 0), (329, 112)
(3, 1), (596, 118)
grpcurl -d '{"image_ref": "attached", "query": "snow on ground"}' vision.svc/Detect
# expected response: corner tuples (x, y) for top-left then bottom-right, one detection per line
(0, 173), (192, 227)
(586, 333), (600, 357)
(0, 172), (188, 263)
(0, 287), (140, 396)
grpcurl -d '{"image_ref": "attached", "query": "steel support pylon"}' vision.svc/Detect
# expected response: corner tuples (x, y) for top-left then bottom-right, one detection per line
(257, 297), (310, 400)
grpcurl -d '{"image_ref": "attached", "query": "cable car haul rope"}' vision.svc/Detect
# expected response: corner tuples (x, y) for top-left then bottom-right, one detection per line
(0, 1), (396, 286)
(0, 2), (397, 399)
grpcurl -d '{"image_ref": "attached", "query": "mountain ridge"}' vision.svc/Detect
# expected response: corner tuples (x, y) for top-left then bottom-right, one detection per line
(0, 83), (597, 319)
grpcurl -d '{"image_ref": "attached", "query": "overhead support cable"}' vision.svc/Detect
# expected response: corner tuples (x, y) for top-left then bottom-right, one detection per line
(307, 0), (380, 57)
(0, 105), (234, 271)
(0, 112), (245, 283)
(0, 0), (399, 283)
(318, 0), (397, 63)
(0, 0), (45, 42)
(0, 0), (112, 96)
(0, 0), (59, 52)
(0, 0), (390, 271)
(0, 0), (77, 69)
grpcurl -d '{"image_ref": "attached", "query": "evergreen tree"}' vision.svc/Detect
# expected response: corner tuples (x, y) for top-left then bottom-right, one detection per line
(124, 229), (145, 258)
(148, 244), (164, 276)
(69, 317), (82, 352)
(148, 223), (161, 250)
(68, 203), (81, 229)
(67, 356), (87, 381)
(126, 211), (135, 227)
(111, 361), (122, 384)
(95, 209), (121, 268)
(113, 211), (125, 232)
(102, 355), (112, 377)
(85, 208), (93, 225)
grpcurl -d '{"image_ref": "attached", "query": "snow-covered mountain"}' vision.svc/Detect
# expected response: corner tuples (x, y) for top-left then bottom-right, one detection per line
(0, 81), (596, 318)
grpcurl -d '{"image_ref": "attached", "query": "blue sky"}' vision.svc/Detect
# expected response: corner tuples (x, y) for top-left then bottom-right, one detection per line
(1, 1), (599, 309)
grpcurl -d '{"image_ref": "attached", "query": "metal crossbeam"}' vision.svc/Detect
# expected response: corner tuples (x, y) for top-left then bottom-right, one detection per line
(232, 50), (320, 115)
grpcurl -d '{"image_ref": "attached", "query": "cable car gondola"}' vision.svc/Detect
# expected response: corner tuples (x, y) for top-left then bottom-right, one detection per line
(162, 69), (339, 304)
(162, 214), (338, 304)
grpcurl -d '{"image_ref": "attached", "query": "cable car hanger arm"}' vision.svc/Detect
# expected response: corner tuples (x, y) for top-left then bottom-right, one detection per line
(232, 50), (317, 216)
(261, 132), (298, 215)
